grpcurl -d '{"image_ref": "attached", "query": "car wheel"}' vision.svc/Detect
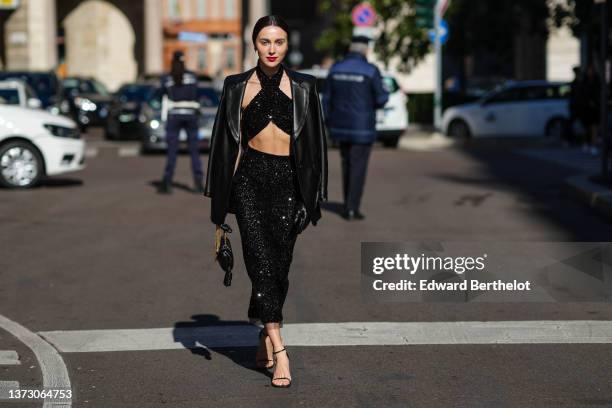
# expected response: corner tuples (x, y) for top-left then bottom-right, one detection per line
(545, 117), (566, 139)
(448, 119), (471, 139)
(0, 140), (44, 188)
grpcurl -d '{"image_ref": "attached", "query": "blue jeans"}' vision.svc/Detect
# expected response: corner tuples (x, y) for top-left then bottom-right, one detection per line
(163, 114), (203, 182)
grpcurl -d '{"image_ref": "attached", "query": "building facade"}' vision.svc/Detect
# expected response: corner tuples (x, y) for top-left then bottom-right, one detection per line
(0, 0), (248, 91)
(161, 0), (243, 78)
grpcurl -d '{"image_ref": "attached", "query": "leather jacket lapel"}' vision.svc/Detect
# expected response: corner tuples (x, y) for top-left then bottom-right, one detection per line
(291, 80), (309, 140)
(225, 80), (246, 145)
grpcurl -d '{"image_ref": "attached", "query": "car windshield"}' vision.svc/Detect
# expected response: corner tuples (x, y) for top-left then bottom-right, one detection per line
(478, 84), (509, 103)
(0, 89), (20, 105)
(118, 85), (154, 103)
(63, 78), (110, 96)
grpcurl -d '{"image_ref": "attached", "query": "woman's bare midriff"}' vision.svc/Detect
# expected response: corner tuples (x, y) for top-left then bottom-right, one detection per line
(241, 70), (293, 156)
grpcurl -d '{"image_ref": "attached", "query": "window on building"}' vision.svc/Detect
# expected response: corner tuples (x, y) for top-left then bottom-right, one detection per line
(198, 48), (207, 71)
(226, 47), (235, 69)
(224, 0), (235, 19)
(197, 0), (206, 19)
(168, 0), (180, 20)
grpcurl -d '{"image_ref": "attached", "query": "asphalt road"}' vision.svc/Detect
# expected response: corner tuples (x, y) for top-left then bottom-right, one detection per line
(1, 129), (612, 407)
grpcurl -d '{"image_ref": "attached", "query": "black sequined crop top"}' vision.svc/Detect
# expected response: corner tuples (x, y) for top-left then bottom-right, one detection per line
(241, 63), (293, 142)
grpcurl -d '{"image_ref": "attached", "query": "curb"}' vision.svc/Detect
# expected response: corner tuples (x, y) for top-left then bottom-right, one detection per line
(563, 174), (612, 221)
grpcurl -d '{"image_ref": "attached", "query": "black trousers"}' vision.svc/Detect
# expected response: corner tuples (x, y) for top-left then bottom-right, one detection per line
(163, 114), (203, 182)
(339, 141), (373, 212)
(229, 146), (300, 325)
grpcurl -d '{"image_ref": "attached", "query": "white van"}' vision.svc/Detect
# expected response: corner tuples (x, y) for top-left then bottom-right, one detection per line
(299, 68), (408, 147)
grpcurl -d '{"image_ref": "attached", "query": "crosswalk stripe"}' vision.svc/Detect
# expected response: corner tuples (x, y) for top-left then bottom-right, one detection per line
(38, 320), (612, 353)
(118, 147), (140, 157)
(84, 147), (98, 158)
(0, 381), (19, 399)
(0, 314), (72, 407)
(0, 350), (19, 365)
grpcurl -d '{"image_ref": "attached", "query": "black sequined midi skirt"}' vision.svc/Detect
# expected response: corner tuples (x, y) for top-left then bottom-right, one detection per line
(230, 146), (300, 325)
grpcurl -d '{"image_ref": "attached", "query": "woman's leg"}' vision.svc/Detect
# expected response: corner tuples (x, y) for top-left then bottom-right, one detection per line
(265, 153), (300, 386)
(232, 148), (299, 384)
(266, 323), (291, 386)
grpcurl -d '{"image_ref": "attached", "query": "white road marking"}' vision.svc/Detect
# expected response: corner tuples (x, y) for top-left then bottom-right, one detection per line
(38, 320), (612, 353)
(118, 147), (140, 157)
(0, 381), (19, 399)
(84, 147), (98, 158)
(0, 314), (71, 407)
(398, 133), (457, 151)
(0, 350), (20, 365)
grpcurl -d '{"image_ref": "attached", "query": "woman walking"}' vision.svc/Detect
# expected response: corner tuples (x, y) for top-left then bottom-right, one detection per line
(204, 15), (328, 388)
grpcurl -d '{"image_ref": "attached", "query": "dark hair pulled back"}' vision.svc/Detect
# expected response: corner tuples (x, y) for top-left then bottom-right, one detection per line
(251, 15), (290, 48)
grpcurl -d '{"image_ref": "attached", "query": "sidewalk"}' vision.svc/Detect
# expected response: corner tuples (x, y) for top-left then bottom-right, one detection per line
(564, 173), (612, 221)
(515, 145), (612, 221)
(398, 125), (564, 151)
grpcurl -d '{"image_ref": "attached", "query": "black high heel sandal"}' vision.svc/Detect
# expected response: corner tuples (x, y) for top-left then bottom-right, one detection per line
(255, 328), (274, 369)
(271, 347), (292, 388)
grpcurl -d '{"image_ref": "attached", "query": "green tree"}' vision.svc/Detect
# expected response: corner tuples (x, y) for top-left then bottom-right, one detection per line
(551, 0), (600, 38)
(315, 0), (432, 72)
(551, 0), (612, 64)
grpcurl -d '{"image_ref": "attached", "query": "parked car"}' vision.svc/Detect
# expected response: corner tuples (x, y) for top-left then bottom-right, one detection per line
(0, 79), (43, 109)
(442, 80), (571, 139)
(105, 82), (156, 140)
(299, 67), (409, 148)
(139, 85), (220, 153)
(62, 77), (114, 130)
(0, 104), (85, 188)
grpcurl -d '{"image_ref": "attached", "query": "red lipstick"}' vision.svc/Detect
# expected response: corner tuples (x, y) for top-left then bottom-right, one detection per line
(266, 56), (278, 62)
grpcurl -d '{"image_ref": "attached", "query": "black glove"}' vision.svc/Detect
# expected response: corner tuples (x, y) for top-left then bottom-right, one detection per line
(293, 201), (310, 235)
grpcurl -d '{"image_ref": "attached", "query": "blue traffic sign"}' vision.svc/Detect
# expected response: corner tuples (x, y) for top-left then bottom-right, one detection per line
(428, 19), (449, 44)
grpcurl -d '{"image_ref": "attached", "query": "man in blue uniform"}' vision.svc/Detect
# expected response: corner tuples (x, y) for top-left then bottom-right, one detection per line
(322, 35), (389, 220)
(159, 51), (203, 194)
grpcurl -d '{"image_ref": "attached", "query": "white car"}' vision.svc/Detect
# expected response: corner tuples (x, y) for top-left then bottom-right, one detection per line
(299, 67), (408, 147)
(442, 80), (570, 139)
(0, 105), (85, 188)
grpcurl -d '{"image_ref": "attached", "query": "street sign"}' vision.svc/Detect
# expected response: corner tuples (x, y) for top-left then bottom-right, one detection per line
(178, 31), (208, 43)
(415, 0), (435, 28)
(351, 2), (377, 27)
(428, 19), (449, 44)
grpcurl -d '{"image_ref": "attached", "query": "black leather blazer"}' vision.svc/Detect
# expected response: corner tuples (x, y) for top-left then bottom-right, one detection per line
(203, 64), (328, 227)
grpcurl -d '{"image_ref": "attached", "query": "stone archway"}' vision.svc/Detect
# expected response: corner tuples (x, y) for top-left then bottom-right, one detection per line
(61, 0), (137, 91)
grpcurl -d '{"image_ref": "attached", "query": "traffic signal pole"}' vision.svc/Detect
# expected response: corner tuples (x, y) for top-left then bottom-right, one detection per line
(434, 0), (442, 130)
